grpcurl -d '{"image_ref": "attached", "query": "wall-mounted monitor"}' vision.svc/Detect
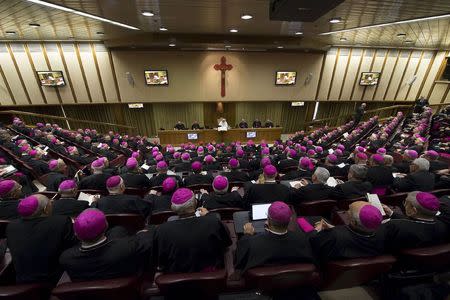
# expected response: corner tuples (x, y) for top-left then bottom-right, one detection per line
(275, 71), (297, 85)
(187, 133), (198, 140)
(360, 72), (380, 86)
(246, 131), (256, 138)
(37, 71), (66, 87)
(145, 70), (169, 85)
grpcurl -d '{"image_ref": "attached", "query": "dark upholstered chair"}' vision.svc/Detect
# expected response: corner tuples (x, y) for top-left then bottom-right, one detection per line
(380, 192), (408, 207)
(296, 200), (337, 218)
(186, 184), (213, 193)
(244, 264), (320, 294)
(155, 269), (227, 299)
(105, 214), (146, 233)
(77, 189), (108, 197)
(149, 211), (176, 225)
(0, 283), (51, 300)
(0, 253), (14, 285)
(209, 208), (244, 220)
(125, 188), (150, 198)
(320, 255), (397, 290)
(0, 220), (10, 239)
(109, 155), (126, 168)
(337, 197), (365, 210)
(52, 276), (140, 300)
(431, 189), (450, 198)
(397, 243), (450, 272)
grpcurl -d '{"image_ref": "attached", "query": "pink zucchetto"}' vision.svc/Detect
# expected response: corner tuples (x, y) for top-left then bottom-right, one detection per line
(156, 161), (168, 170)
(106, 176), (122, 188)
(415, 192), (440, 213)
(131, 152), (140, 159)
(359, 204), (383, 231)
(236, 149), (245, 157)
(204, 155), (214, 163)
(74, 209), (108, 241)
(91, 159), (104, 169)
(300, 157), (311, 169)
(327, 154), (338, 163)
(425, 150), (439, 159)
(307, 149), (315, 157)
(17, 195), (39, 217)
(268, 201), (292, 225)
(356, 146), (365, 153)
(0, 180), (16, 197)
(20, 144), (30, 153)
(28, 149), (37, 157)
(48, 159), (59, 171)
(229, 158), (239, 169)
(155, 154), (163, 162)
(371, 154), (385, 165)
(263, 165), (277, 177)
(315, 146), (323, 153)
(171, 188), (195, 205)
(260, 157), (271, 168)
(337, 144), (345, 151)
(356, 152), (368, 160)
(261, 148), (270, 155)
(126, 158), (138, 169)
(334, 149), (343, 156)
(173, 152), (181, 159)
(197, 146), (204, 154)
(376, 148), (386, 155)
(181, 153), (191, 161)
(405, 150), (418, 159)
(58, 180), (77, 191)
(162, 177), (177, 193)
(191, 161), (203, 172)
(213, 175), (228, 191)
(288, 149), (297, 158)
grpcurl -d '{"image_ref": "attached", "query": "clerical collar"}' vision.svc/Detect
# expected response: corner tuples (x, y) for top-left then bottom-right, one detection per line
(409, 217), (435, 224)
(266, 228), (288, 235)
(265, 180), (276, 183)
(80, 237), (108, 251)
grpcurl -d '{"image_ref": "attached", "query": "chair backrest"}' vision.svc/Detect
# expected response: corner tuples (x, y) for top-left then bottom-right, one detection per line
(155, 269), (226, 298)
(52, 276), (140, 300)
(0, 252), (14, 285)
(336, 197), (366, 210)
(105, 214), (146, 233)
(35, 191), (60, 200)
(186, 184), (213, 193)
(380, 192), (409, 207)
(149, 211), (176, 225)
(398, 243), (450, 272)
(431, 189), (450, 198)
(296, 200), (337, 218)
(109, 155), (126, 168)
(38, 173), (51, 187)
(321, 255), (396, 290)
(0, 283), (51, 300)
(125, 187), (149, 198)
(244, 264), (320, 294)
(208, 207), (244, 220)
(0, 220), (10, 239)
(77, 189), (108, 197)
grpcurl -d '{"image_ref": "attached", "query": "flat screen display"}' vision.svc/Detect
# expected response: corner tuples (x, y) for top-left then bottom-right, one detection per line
(187, 133), (198, 140)
(275, 71), (297, 85)
(246, 131), (256, 138)
(251, 203), (271, 221)
(145, 70), (169, 85)
(360, 72), (380, 86)
(37, 71), (66, 87)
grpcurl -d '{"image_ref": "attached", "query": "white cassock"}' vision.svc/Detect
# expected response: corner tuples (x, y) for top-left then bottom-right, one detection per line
(218, 119), (229, 131)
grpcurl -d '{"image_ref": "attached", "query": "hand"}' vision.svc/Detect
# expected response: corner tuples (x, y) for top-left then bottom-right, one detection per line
(243, 223), (255, 235)
(336, 179), (344, 184)
(231, 186), (239, 192)
(197, 207), (209, 216)
(381, 204), (393, 217)
(149, 190), (158, 195)
(300, 179), (309, 186)
(437, 169), (450, 175)
(200, 189), (209, 194)
(396, 173), (407, 178)
(293, 183), (302, 189)
(92, 194), (101, 203)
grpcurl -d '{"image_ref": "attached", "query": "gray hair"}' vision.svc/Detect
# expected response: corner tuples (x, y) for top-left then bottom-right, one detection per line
(384, 155), (394, 166)
(349, 164), (367, 180)
(406, 191), (436, 217)
(26, 194), (50, 219)
(314, 167), (330, 184)
(171, 196), (197, 215)
(412, 158), (430, 171)
(107, 177), (124, 194)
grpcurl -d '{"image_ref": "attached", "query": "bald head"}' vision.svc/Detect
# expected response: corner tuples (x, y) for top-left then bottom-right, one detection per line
(348, 201), (382, 233)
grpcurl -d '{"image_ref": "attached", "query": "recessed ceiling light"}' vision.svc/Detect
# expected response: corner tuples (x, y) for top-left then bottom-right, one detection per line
(29, 23), (40, 27)
(241, 14), (253, 20)
(142, 11), (154, 17)
(96, 31), (104, 35)
(397, 33), (406, 38)
(169, 43), (176, 47)
(295, 31), (303, 35)
(5, 31), (16, 35)
(404, 40), (414, 44)
(160, 27), (168, 31)
(26, 0), (139, 30)
(340, 37), (347, 41)
(225, 45), (231, 48)
(277, 46), (284, 49)
(229, 29), (238, 33)
(329, 17), (342, 24)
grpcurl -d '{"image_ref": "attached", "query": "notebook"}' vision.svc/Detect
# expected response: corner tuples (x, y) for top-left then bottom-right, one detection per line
(366, 193), (386, 216)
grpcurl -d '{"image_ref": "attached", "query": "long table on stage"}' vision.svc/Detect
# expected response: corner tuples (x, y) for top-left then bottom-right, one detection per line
(157, 127), (283, 145)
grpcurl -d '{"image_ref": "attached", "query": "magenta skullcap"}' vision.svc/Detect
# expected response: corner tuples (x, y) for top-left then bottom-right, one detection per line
(207, 145), (214, 152)
(377, 148), (386, 155)
(152, 151), (159, 158)
(372, 154), (385, 164)
(126, 157), (138, 169)
(17, 195), (39, 217)
(74, 209), (107, 241)
(356, 152), (368, 160)
(307, 149), (315, 156)
(173, 152), (181, 159)
(0, 180), (16, 197)
(181, 152), (191, 161)
(334, 149), (343, 156)
(191, 161), (203, 171)
(162, 177), (177, 193)
(236, 149), (245, 157)
(337, 144), (345, 151)
(213, 175), (228, 191)
(327, 154), (338, 163)
(425, 150), (439, 159)
(315, 146), (323, 153)
(112, 138), (119, 144)
(307, 140), (313, 145)
(359, 204), (382, 230)
(0, 158), (6, 164)
(300, 157), (311, 169)
(289, 149), (297, 158)
(59, 180), (77, 191)
(263, 164), (277, 177)
(131, 152), (140, 158)
(29, 149), (37, 157)
(268, 201), (291, 224)
(197, 146), (204, 153)
(261, 157), (271, 168)
(171, 188), (194, 205)
(91, 159), (104, 169)
(204, 155), (214, 163)
(299, 146), (307, 153)
(261, 148), (270, 155)
(229, 158), (239, 168)
(48, 159), (59, 170)
(405, 150), (418, 159)
(106, 176), (122, 188)
(156, 161), (168, 170)
(356, 146), (365, 153)
(20, 145), (29, 153)
(155, 154), (163, 161)
(416, 192), (439, 212)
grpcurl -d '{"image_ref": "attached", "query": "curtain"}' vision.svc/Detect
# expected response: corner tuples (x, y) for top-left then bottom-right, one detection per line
(123, 104), (156, 137)
(63, 104), (121, 134)
(235, 102), (283, 128)
(151, 103), (204, 131)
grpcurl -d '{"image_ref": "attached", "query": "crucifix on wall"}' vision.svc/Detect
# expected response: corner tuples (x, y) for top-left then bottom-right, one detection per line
(214, 56), (233, 97)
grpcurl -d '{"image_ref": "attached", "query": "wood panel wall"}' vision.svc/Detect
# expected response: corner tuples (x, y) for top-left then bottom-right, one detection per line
(0, 42), (449, 105)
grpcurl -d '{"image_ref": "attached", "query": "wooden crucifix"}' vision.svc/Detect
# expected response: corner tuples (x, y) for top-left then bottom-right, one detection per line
(214, 56), (233, 97)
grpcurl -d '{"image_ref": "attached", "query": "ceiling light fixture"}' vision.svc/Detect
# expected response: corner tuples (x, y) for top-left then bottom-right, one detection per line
(96, 31), (104, 35)
(142, 11), (154, 17)
(225, 45), (231, 48)
(26, 0), (139, 30)
(169, 43), (176, 47)
(159, 27), (168, 31)
(340, 37), (347, 41)
(241, 14), (253, 20)
(29, 23), (40, 27)
(229, 29), (238, 33)
(397, 33), (406, 38)
(5, 31), (16, 35)
(295, 31), (303, 35)
(404, 40), (414, 44)
(329, 17), (342, 24)
(320, 13), (450, 35)
(277, 46), (284, 49)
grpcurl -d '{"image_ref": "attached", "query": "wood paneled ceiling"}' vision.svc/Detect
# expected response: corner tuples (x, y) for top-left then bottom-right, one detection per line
(1, 0), (450, 51)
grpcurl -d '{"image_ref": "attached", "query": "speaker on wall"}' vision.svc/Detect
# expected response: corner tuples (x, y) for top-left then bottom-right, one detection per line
(126, 72), (135, 86)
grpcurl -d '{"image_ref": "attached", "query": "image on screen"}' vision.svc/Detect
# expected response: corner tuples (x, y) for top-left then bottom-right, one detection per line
(360, 72), (380, 86)
(246, 131), (256, 138)
(275, 71), (297, 85)
(145, 70), (169, 85)
(37, 71), (66, 87)
(187, 133), (198, 140)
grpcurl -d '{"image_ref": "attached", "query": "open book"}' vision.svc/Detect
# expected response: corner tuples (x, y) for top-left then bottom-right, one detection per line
(77, 192), (97, 205)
